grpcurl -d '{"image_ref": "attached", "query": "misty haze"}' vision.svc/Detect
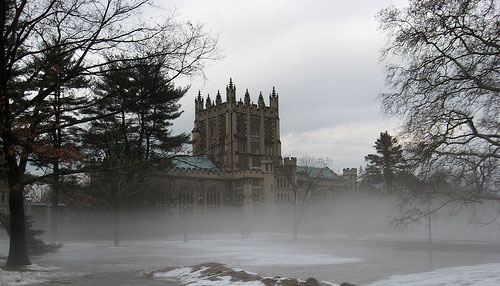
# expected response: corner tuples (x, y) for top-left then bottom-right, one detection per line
(2, 194), (500, 285)
(2, 0), (500, 286)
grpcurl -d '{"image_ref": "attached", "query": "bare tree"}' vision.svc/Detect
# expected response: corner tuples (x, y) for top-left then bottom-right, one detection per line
(281, 157), (336, 240)
(378, 0), (500, 216)
(390, 169), (459, 244)
(0, 0), (218, 267)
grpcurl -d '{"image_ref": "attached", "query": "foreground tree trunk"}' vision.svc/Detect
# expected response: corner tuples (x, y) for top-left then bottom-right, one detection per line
(2, 112), (31, 267)
(6, 174), (30, 267)
(427, 198), (432, 244)
(293, 193), (299, 241)
(50, 201), (59, 238)
(113, 210), (120, 247)
(51, 160), (60, 237)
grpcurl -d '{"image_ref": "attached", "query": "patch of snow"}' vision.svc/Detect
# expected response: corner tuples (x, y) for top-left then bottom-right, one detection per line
(367, 263), (500, 286)
(26, 264), (61, 271)
(154, 266), (265, 286)
(150, 263), (341, 286)
(0, 268), (46, 286)
(0, 263), (73, 286)
(191, 275), (263, 286)
(153, 266), (196, 279)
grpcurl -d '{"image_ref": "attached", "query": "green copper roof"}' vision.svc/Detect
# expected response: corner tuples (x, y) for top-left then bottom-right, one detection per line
(171, 156), (219, 171)
(296, 166), (338, 179)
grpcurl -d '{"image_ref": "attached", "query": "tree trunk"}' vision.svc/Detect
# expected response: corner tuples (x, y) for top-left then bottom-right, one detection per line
(293, 219), (298, 240)
(3, 125), (31, 267)
(50, 203), (59, 238)
(427, 198), (433, 244)
(183, 206), (187, 242)
(113, 210), (120, 246)
(51, 86), (62, 238)
(293, 192), (298, 240)
(6, 176), (30, 267)
(51, 160), (60, 238)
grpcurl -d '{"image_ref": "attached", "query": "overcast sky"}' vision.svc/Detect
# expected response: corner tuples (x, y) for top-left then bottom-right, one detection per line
(155, 0), (406, 171)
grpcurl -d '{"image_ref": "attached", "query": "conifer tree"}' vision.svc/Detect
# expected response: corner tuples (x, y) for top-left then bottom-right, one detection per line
(364, 131), (407, 192)
(29, 43), (88, 237)
(0, 212), (62, 256)
(82, 55), (189, 246)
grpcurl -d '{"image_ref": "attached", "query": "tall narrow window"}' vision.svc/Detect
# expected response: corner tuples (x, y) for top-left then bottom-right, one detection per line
(199, 121), (206, 141)
(206, 188), (220, 206)
(238, 139), (247, 152)
(251, 142), (259, 154)
(209, 120), (216, 138)
(250, 118), (260, 136)
(265, 143), (273, 155)
(179, 186), (194, 205)
(237, 115), (246, 136)
(219, 115), (226, 136)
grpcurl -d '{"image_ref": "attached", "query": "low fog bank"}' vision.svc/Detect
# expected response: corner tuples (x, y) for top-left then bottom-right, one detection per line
(1, 193), (500, 286)
(18, 193), (500, 244)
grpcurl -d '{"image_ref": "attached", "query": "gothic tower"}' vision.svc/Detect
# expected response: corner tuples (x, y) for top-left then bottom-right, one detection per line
(192, 79), (282, 172)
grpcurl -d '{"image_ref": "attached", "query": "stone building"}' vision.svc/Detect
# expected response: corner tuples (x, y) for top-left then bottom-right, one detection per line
(159, 79), (357, 217)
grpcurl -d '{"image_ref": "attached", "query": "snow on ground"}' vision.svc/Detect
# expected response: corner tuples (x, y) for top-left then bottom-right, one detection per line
(2, 233), (500, 285)
(0, 269), (45, 286)
(145, 263), (337, 286)
(367, 263), (500, 286)
(150, 264), (265, 286)
(0, 264), (61, 286)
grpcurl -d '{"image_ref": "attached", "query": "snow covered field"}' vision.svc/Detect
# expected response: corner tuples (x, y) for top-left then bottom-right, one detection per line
(367, 263), (500, 286)
(1, 233), (500, 285)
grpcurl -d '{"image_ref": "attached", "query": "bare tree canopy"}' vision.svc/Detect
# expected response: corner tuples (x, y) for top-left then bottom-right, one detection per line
(281, 157), (336, 240)
(378, 0), (500, 202)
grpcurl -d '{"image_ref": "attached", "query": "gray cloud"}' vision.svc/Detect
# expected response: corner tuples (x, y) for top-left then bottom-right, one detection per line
(162, 0), (408, 168)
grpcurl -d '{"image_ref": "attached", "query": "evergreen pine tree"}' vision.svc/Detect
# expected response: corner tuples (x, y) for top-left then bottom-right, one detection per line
(364, 131), (407, 192)
(29, 43), (88, 237)
(82, 55), (189, 246)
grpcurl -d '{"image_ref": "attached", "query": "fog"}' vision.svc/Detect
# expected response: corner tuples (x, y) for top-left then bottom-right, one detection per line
(31, 194), (498, 242)
(2, 193), (500, 285)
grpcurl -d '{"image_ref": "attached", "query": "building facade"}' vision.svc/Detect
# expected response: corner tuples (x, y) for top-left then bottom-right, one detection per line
(159, 79), (357, 216)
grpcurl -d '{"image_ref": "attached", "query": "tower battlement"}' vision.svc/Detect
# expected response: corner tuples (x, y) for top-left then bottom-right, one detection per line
(195, 78), (278, 112)
(342, 168), (358, 186)
(342, 168), (357, 174)
(283, 157), (297, 166)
